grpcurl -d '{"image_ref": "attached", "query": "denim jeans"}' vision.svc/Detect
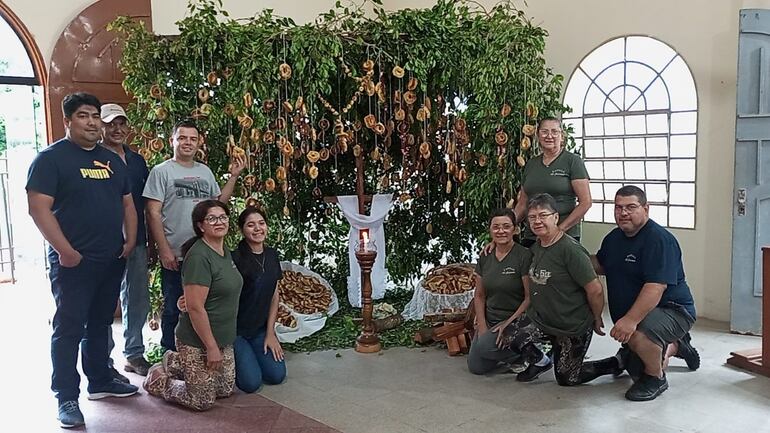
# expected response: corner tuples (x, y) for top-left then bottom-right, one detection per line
(233, 328), (287, 393)
(107, 245), (150, 362)
(160, 266), (183, 351)
(49, 254), (126, 402)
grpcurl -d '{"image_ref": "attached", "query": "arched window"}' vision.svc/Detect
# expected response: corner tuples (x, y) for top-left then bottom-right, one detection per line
(563, 36), (698, 228)
(0, 4), (48, 282)
(0, 7), (41, 86)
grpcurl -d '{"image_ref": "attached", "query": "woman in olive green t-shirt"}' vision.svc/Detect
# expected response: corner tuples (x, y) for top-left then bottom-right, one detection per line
(144, 199), (243, 411)
(467, 208), (534, 375)
(509, 193), (620, 385)
(514, 117), (592, 247)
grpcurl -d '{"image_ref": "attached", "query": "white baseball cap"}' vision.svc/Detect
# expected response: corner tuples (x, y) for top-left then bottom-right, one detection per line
(100, 103), (128, 123)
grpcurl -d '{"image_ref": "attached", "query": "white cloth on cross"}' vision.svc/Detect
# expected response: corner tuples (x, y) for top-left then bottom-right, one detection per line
(337, 194), (394, 307)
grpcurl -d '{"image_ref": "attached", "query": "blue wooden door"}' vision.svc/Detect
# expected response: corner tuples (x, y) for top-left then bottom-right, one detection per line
(731, 9), (770, 334)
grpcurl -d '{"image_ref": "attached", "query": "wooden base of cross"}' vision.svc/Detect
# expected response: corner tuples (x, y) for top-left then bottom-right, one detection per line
(726, 247), (770, 377)
(324, 153), (381, 353)
(354, 246), (381, 353)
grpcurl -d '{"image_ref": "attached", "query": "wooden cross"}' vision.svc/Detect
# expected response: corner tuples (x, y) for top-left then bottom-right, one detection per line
(323, 154), (372, 214)
(322, 153), (381, 353)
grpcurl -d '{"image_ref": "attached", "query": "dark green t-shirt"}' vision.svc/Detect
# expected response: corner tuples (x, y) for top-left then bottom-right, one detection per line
(527, 234), (597, 337)
(521, 151), (589, 241)
(475, 243), (533, 325)
(176, 239), (244, 348)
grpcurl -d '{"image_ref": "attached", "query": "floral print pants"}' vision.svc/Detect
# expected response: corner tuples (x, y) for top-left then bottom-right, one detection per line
(145, 338), (235, 411)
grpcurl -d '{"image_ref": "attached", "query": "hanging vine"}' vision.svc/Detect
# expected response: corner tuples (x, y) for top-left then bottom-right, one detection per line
(110, 0), (567, 290)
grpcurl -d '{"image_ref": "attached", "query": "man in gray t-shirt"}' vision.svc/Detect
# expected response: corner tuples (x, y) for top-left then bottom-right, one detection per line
(143, 119), (244, 351)
(143, 160), (221, 259)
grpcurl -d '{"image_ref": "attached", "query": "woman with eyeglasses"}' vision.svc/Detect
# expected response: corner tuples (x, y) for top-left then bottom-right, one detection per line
(174, 206), (287, 394)
(502, 193), (621, 385)
(467, 208), (534, 375)
(144, 200), (243, 411)
(513, 117), (591, 248)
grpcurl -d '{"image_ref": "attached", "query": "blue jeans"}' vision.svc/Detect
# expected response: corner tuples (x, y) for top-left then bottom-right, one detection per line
(233, 329), (287, 393)
(160, 266), (183, 351)
(49, 254), (126, 402)
(107, 245), (150, 361)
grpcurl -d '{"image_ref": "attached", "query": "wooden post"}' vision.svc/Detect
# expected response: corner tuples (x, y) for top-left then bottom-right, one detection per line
(355, 153), (366, 215)
(354, 244), (381, 353)
(727, 246), (770, 376)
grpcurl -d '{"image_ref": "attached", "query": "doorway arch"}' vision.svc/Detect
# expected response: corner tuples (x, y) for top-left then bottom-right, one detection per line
(0, 2), (50, 282)
(0, 2), (49, 141)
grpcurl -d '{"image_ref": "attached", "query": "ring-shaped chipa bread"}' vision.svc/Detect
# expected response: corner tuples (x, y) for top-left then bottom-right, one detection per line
(207, 71), (218, 86)
(364, 114), (377, 129)
(495, 131), (509, 145)
(307, 150), (321, 164)
(522, 124), (536, 137)
(197, 88), (209, 103)
(500, 103), (512, 118)
(308, 164), (319, 179)
(279, 63), (292, 80)
(276, 166), (287, 182)
(403, 91), (417, 106)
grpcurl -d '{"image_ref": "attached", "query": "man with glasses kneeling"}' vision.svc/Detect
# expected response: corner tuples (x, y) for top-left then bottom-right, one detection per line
(592, 186), (700, 401)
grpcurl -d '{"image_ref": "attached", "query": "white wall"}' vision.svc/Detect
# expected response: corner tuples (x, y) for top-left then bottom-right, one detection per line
(8, 0), (770, 320)
(1, 0), (345, 69)
(151, 0), (359, 35)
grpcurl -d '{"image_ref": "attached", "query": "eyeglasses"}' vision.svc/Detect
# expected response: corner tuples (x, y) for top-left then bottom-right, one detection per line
(491, 224), (515, 232)
(614, 204), (642, 214)
(538, 129), (562, 137)
(204, 215), (229, 225)
(527, 212), (556, 223)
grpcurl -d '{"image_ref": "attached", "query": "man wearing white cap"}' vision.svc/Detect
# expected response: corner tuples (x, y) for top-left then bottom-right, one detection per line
(100, 103), (153, 378)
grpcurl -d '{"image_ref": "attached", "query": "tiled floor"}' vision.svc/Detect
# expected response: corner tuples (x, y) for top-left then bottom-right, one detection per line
(262, 322), (770, 433)
(0, 269), (337, 433)
(3, 269), (770, 432)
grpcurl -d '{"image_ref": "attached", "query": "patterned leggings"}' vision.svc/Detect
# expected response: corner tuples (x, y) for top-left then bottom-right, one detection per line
(502, 315), (618, 386)
(145, 338), (235, 411)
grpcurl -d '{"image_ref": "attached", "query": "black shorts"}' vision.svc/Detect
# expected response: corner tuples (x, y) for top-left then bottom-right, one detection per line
(637, 303), (695, 349)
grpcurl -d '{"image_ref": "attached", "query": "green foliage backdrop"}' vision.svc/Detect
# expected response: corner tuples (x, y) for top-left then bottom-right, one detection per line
(111, 0), (566, 290)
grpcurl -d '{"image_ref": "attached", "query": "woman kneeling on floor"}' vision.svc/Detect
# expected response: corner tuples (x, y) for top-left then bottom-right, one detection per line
(176, 206), (287, 393)
(467, 208), (534, 375)
(500, 193), (621, 385)
(228, 206), (287, 391)
(144, 200), (242, 410)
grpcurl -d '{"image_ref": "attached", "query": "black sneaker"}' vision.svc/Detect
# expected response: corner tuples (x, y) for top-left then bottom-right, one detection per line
(87, 378), (139, 400)
(58, 400), (85, 429)
(675, 333), (700, 371)
(124, 356), (152, 376)
(516, 360), (553, 382)
(110, 366), (131, 383)
(625, 373), (669, 401)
